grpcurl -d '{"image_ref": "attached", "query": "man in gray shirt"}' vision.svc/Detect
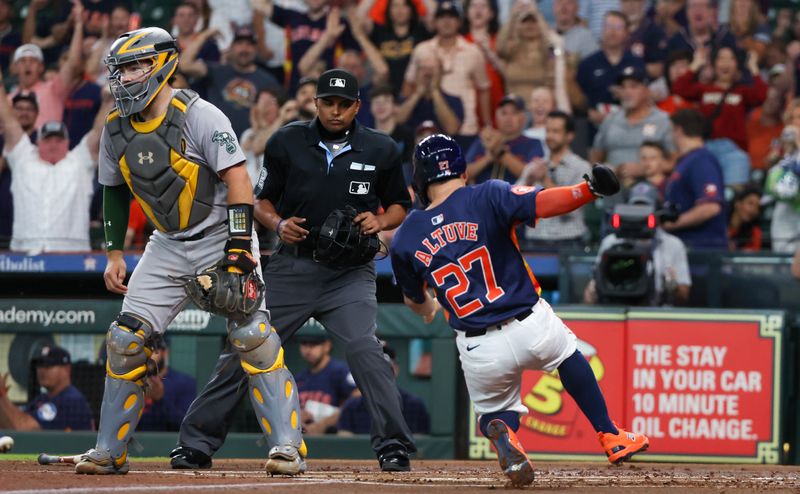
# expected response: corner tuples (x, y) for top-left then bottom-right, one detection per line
(519, 110), (591, 250)
(590, 65), (673, 184)
(553, 0), (599, 60)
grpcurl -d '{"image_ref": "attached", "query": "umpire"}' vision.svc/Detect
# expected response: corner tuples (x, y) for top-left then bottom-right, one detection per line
(173, 68), (416, 471)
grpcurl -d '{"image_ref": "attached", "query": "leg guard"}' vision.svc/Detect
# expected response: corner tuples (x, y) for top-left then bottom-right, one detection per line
(80, 314), (153, 472)
(228, 310), (304, 470)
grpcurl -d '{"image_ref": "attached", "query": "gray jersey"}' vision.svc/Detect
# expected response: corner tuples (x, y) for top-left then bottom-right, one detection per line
(98, 90), (247, 240)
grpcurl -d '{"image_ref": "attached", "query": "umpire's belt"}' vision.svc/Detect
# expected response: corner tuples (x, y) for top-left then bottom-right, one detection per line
(463, 307), (533, 338)
(277, 243), (316, 259)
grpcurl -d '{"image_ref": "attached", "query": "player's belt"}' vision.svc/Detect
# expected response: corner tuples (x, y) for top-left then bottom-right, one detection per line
(173, 221), (227, 242)
(463, 307), (534, 338)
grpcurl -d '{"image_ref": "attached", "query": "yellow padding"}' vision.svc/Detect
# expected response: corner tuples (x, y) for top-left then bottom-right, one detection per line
(130, 111), (166, 133)
(171, 95), (187, 113)
(259, 323), (267, 334)
(291, 411), (298, 429)
(299, 440), (308, 458)
(261, 417), (272, 435)
(117, 423), (130, 441)
(239, 347), (285, 375)
(106, 360), (147, 381)
(126, 342), (139, 351)
(138, 407), (143, 420)
(253, 388), (264, 404)
(115, 450), (127, 468)
(106, 109), (120, 123)
(284, 380), (292, 399)
(169, 149), (200, 230)
(123, 394), (138, 410)
(119, 155), (166, 232)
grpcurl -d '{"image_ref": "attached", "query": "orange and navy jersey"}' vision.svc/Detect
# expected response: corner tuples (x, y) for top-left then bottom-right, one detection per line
(390, 180), (542, 331)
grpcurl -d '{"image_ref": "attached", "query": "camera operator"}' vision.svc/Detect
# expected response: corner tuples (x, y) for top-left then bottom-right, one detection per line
(584, 182), (691, 306)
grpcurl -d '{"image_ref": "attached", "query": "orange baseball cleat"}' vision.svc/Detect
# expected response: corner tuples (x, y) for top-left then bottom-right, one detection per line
(485, 419), (535, 486)
(597, 423), (650, 464)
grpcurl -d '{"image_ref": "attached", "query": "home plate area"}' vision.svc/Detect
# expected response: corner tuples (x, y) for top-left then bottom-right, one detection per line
(1, 459), (799, 493)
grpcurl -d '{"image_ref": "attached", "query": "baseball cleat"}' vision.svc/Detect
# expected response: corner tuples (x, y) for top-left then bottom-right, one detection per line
(169, 446), (212, 469)
(598, 423), (649, 464)
(377, 444), (411, 472)
(74, 448), (129, 475)
(486, 419), (535, 487)
(265, 445), (306, 476)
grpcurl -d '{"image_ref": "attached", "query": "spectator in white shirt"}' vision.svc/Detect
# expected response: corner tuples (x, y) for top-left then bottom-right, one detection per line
(0, 70), (111, 254)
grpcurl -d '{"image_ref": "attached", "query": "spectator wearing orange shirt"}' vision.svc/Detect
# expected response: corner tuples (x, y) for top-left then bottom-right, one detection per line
(462, 0), (503, 122)
(746, 64), (793, 171)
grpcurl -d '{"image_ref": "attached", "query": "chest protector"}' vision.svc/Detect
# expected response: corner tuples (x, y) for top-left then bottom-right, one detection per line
(105, 89), (217, 233)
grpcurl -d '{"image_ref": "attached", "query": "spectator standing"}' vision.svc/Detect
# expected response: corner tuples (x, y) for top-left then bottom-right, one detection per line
(85, 5), (135, 85)
(0, 346), (93, 431)
(338, 344), (430, 435)
(369, 84), (414, 165)
(395, 52), (463, 136)
(241, 87), (290, 185)
(404, 1), (491, 137)
(520, 110), (591, 249)
(179, 25), (282, 137)
(765, 156), (800, 254)
(672, 46), (766, 185)
(746, 64), (793, 171)
(22, 0), (72, 66)
(725, 0), (770, 58)
(591, 65), (674, 184)
(582, 0), (622, 41)
(654, 49), (694, 114)
(639, 140), (673, 200)
(295, 329), (357, 435)
(138, 341), (197, 432)
(553, 0), (598, 60)
(577, 11), (646, 127)
(727, 184), (762, 251)
(465, 94), (545, 184)
(462, 0), (504, 117)
(621, 0), (668, 78)
(663, 108), (727, 250)
(0, 0), (21, 74)
(360, 0), (431, 96)
(173, 2), (220, 64)
(665, 0), (736, 58)
(206, 0), (253, 52)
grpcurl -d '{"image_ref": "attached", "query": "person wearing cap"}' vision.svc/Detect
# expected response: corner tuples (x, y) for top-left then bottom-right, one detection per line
(294, 326), (357, 435)
(338, 343), (430, 436)
(465, 94), (545, 184)
(0, 66), (112, 253)
(404, 0), (491, 136)
(176, 67), (417, 472)
(577, 11), (646, 127)
(584, 182), (692, 305)
(137, 340), (197, 432)
(0, 346), (93, 431)
(179, 24), (282, 137)
(591, 64), (674, 186)
(9, 0), (86, 129)
(395, 51), (463, 136)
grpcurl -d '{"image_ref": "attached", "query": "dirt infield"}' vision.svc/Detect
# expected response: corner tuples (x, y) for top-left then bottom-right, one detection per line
(1, 459), (798, 493)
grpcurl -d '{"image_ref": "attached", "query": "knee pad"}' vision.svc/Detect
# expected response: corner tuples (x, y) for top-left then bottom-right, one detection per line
(228, 310), (283, 375)
(106, 313), (153, 381)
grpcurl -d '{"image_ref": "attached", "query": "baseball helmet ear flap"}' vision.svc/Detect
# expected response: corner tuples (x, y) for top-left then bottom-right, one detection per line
(412, 134), (466, 207)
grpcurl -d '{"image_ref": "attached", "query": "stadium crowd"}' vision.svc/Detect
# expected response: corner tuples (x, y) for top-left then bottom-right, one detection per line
(0, 0), (797, 257)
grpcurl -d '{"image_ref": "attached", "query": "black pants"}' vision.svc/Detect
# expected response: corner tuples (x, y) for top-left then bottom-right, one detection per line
(177, 252), (416, 456)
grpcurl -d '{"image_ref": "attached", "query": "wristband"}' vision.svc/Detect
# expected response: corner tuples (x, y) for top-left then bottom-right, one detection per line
(276, 219), (286, 238)
(227, 203), (254, 237)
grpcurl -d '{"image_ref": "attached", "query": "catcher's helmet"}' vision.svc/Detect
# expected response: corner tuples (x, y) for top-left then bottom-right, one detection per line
(104, 27), (179, 117)
(412, 134), (466, 206)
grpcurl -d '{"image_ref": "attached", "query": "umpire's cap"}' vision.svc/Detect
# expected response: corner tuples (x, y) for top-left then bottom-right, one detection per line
(412, 134), (466, 207)
(316, 69), (359, 101)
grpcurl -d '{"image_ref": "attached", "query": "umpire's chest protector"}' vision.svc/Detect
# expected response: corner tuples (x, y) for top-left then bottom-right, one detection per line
(105, 89), (217, 233)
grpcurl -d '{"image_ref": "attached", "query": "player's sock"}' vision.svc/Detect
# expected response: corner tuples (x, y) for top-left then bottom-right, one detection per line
(558, 350), (618, 435)
(479, 411), (519, 437)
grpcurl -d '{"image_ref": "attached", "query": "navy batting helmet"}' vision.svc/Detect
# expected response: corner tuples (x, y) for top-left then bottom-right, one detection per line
(412, 134), (466, 207)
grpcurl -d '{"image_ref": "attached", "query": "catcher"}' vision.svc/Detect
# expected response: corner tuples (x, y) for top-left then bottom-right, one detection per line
(75, 27), (304, 475)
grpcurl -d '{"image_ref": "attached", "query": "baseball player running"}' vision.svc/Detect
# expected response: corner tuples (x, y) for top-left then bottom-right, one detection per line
(75, 27), (304, 475)
(390, 135), (649, 486)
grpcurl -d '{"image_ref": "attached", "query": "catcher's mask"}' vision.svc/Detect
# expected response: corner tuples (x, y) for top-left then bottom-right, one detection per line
(313, 206), (381, 267)
(412, 133), (466, 207)
(104, 27), (179, 117)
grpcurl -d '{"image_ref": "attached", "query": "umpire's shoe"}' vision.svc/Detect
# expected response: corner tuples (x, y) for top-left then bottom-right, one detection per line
(598, 422), (649, 464)
(486, 420), (535, 487)
(170, 446), (212, 469)
(378, 444), (411, 472)
(75, 448), (130, 475)
(265, 445), (306, 476)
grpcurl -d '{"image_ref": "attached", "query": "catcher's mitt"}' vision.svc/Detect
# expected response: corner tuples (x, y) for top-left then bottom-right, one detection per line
(183, 264), (265, 321)
(313, 206), (381, 268)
